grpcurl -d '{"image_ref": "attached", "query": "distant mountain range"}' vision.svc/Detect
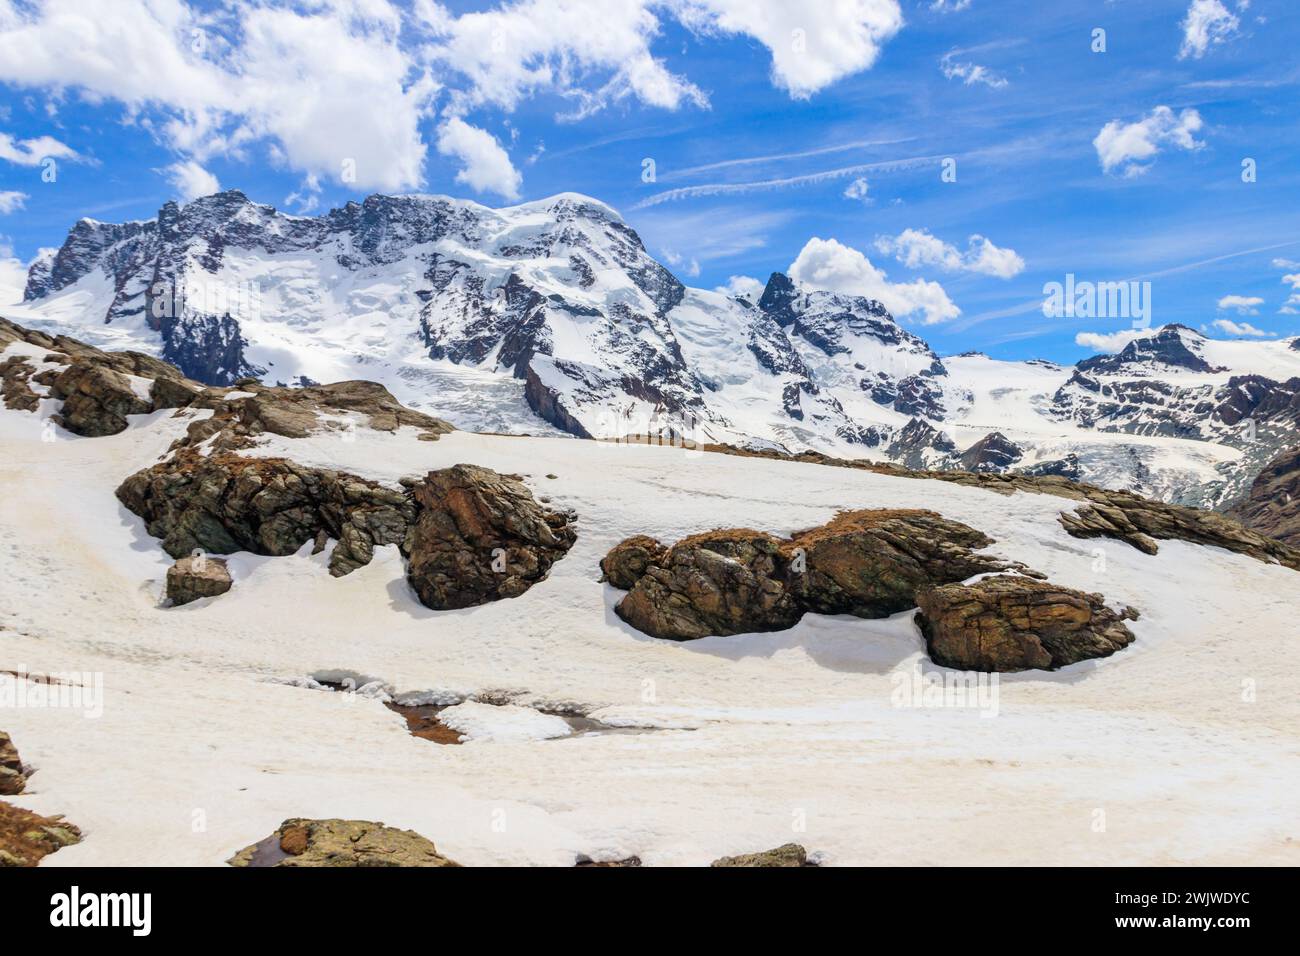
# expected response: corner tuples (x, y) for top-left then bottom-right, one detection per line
(9, 189), (1300, 510)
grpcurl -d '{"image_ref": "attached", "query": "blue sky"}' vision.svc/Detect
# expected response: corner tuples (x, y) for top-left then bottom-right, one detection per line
(0, 0), (1297, 362)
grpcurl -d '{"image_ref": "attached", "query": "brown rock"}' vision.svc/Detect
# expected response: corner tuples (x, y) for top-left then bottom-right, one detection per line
(1227, 444), (1300, 548)
(0, 732), (25, 796)
(227, 818), (461, 867)
(916, 575), (1137, 672)
(404, 464), (576, 609)
(49, 359), (153, 436)
(711, 843), (814, 867)
(166, 555), (232, 606)
(600, 534), (668, 589)
(0, 802), (81, 867)
(615, 529), (802, 640)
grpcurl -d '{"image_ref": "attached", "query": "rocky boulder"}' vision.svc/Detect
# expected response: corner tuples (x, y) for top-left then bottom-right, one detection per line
(166, 555), (232, 606)
(227, 818), (461, 867)
(787, 509), (1012, 618)
(405, 464), (576, 609)
(711, 843), (815, 867)
(916, 575), (1137, 672)
(614, 529), (802, 640)
(48, 360), (154, 436)
(599, 534), (668, 589)
(117, 452), (418, 576)
(0, 804), (81, 867)
(0, 732), (25, 796)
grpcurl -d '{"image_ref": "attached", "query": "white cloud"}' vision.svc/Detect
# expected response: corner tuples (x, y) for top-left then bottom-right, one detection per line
(164, 160), (219, 201)
(0, 190), (27, 214)
(1179, 0), (1241, 60)
(1093, 106), (1205, 176)
(436, 117), (521, 200)
(1271, 258), (1300, 270)
(1211, 318), (1271, 337)
(672, 0), (904, 98)
(931, 0), (973, 10)
(789, 236), (959, 324)
(1216, 294), (1263, 314)
(939, 52), (1007, 89)
(874, 228), (1024, 278)
(1281, 273), (1300, 315)
(716, 275), (765, 300)
(842, 177), (870, 201)
(0, 130), (79, 166)
(1074, 329), (1146, 352)
(659, 247), (701, 277)
(0, 237), (27, 305)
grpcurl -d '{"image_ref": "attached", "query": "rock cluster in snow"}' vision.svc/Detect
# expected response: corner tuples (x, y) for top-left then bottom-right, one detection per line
(227, 818), (461, 868)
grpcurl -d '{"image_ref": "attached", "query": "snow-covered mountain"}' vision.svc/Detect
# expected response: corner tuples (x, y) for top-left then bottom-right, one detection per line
(9, 189), (1300, 507)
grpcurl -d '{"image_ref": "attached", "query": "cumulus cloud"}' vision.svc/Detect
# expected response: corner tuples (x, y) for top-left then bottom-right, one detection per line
(0, 130), (80, 166)
(0, 190), (27, 214)
(939, 52), (1007, 89)
(1211, 318), (1271, 337)
(789, 236), (959, 324)
(436, 117), (521, 200)
(1074, 329), (1147, 352)
(715, 274), (765, 300)
(1179, 0), (1242, 60)
(1093, 106), (1205, 176)
(0, 237), (27, 305)
(164, 160), (219, 201)
(1281, 273), (1300, 315)
(1216, 294), (1263, 314)
(874, 228), (1024, 278)
(931, 0), (973, 10)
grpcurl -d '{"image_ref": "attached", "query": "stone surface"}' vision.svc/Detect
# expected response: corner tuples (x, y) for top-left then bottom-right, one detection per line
(710, 843), (814, 867)
(0, 732), (25, 796)
(0, 802), (81, 867)
(227, 818), (461, 867)
(599, 534), (669, 589)
(614, 529), (802, 640)
(405, 464), (576, 609)
(916, 575), (1137, 672)
(165, 555), (232, 606)
(1227, 444), (1300, 547)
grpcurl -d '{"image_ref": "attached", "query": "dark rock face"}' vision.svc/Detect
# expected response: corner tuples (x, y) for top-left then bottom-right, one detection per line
(1019, 453), (1082, 481)
(599, 534), (668, 589)
(959, 431), (1024, 473)
(614, 529), (802, 640)
(166, 555), (232, 606)
(787, 510), (1010, 617)
(1077, 325), (1221, 375)
(1224, 444), (1300, 547)
(606, 509), (1013, 641)
(0, 732), (25, 796)
(711, 843), (815, 867)
(405, 464), (576, 609)
(916, 576), (1137, 672)
(157, 310), (259, 386)
(886, 417), (958, 469)
(116, 453), (418, 576)
(49, 361), (154, 436)
(227, 818), (461, 868)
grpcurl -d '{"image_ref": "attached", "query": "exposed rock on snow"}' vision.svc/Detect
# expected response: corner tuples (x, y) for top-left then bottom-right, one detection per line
(117, 452), (418, 576)
(574, 854), (642, 867)
(0, 731), (25, 796)
(1227, 444), (1300, 547)
(405, 464), (576, 609)
(165, 554), (232, 606)
(0, 802), (81, 867)
(615, 529), (803, 640)
(599, 534), (668, 589)
(228, 818), (461, 868)
(710, 843), (816, 867)
(916, 575), (1138, 672)
(959, 431), (1024, 473)
(608, 509), (1016, 641)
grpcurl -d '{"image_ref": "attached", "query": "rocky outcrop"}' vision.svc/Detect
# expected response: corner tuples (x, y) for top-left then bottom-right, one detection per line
(228, 818), (461, 867)
(786, 510), (1013, 617)
(0, 732), (24, 796)
(166, 555), (232, 605)
(711, 843), (815, 867)
(405, 465), (576, 609)
(959, 431), (1024, 473)
(49, 361), (155, 436)
(607, 509), (1013, 640)
(0, 803), (81, 867)
(1227, 444), (1300, 547)
(117, 453), (418, 576)
(916, 575), (1137, 672)
(614, 529), (802, 640)
(599, 534), (668, 589)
